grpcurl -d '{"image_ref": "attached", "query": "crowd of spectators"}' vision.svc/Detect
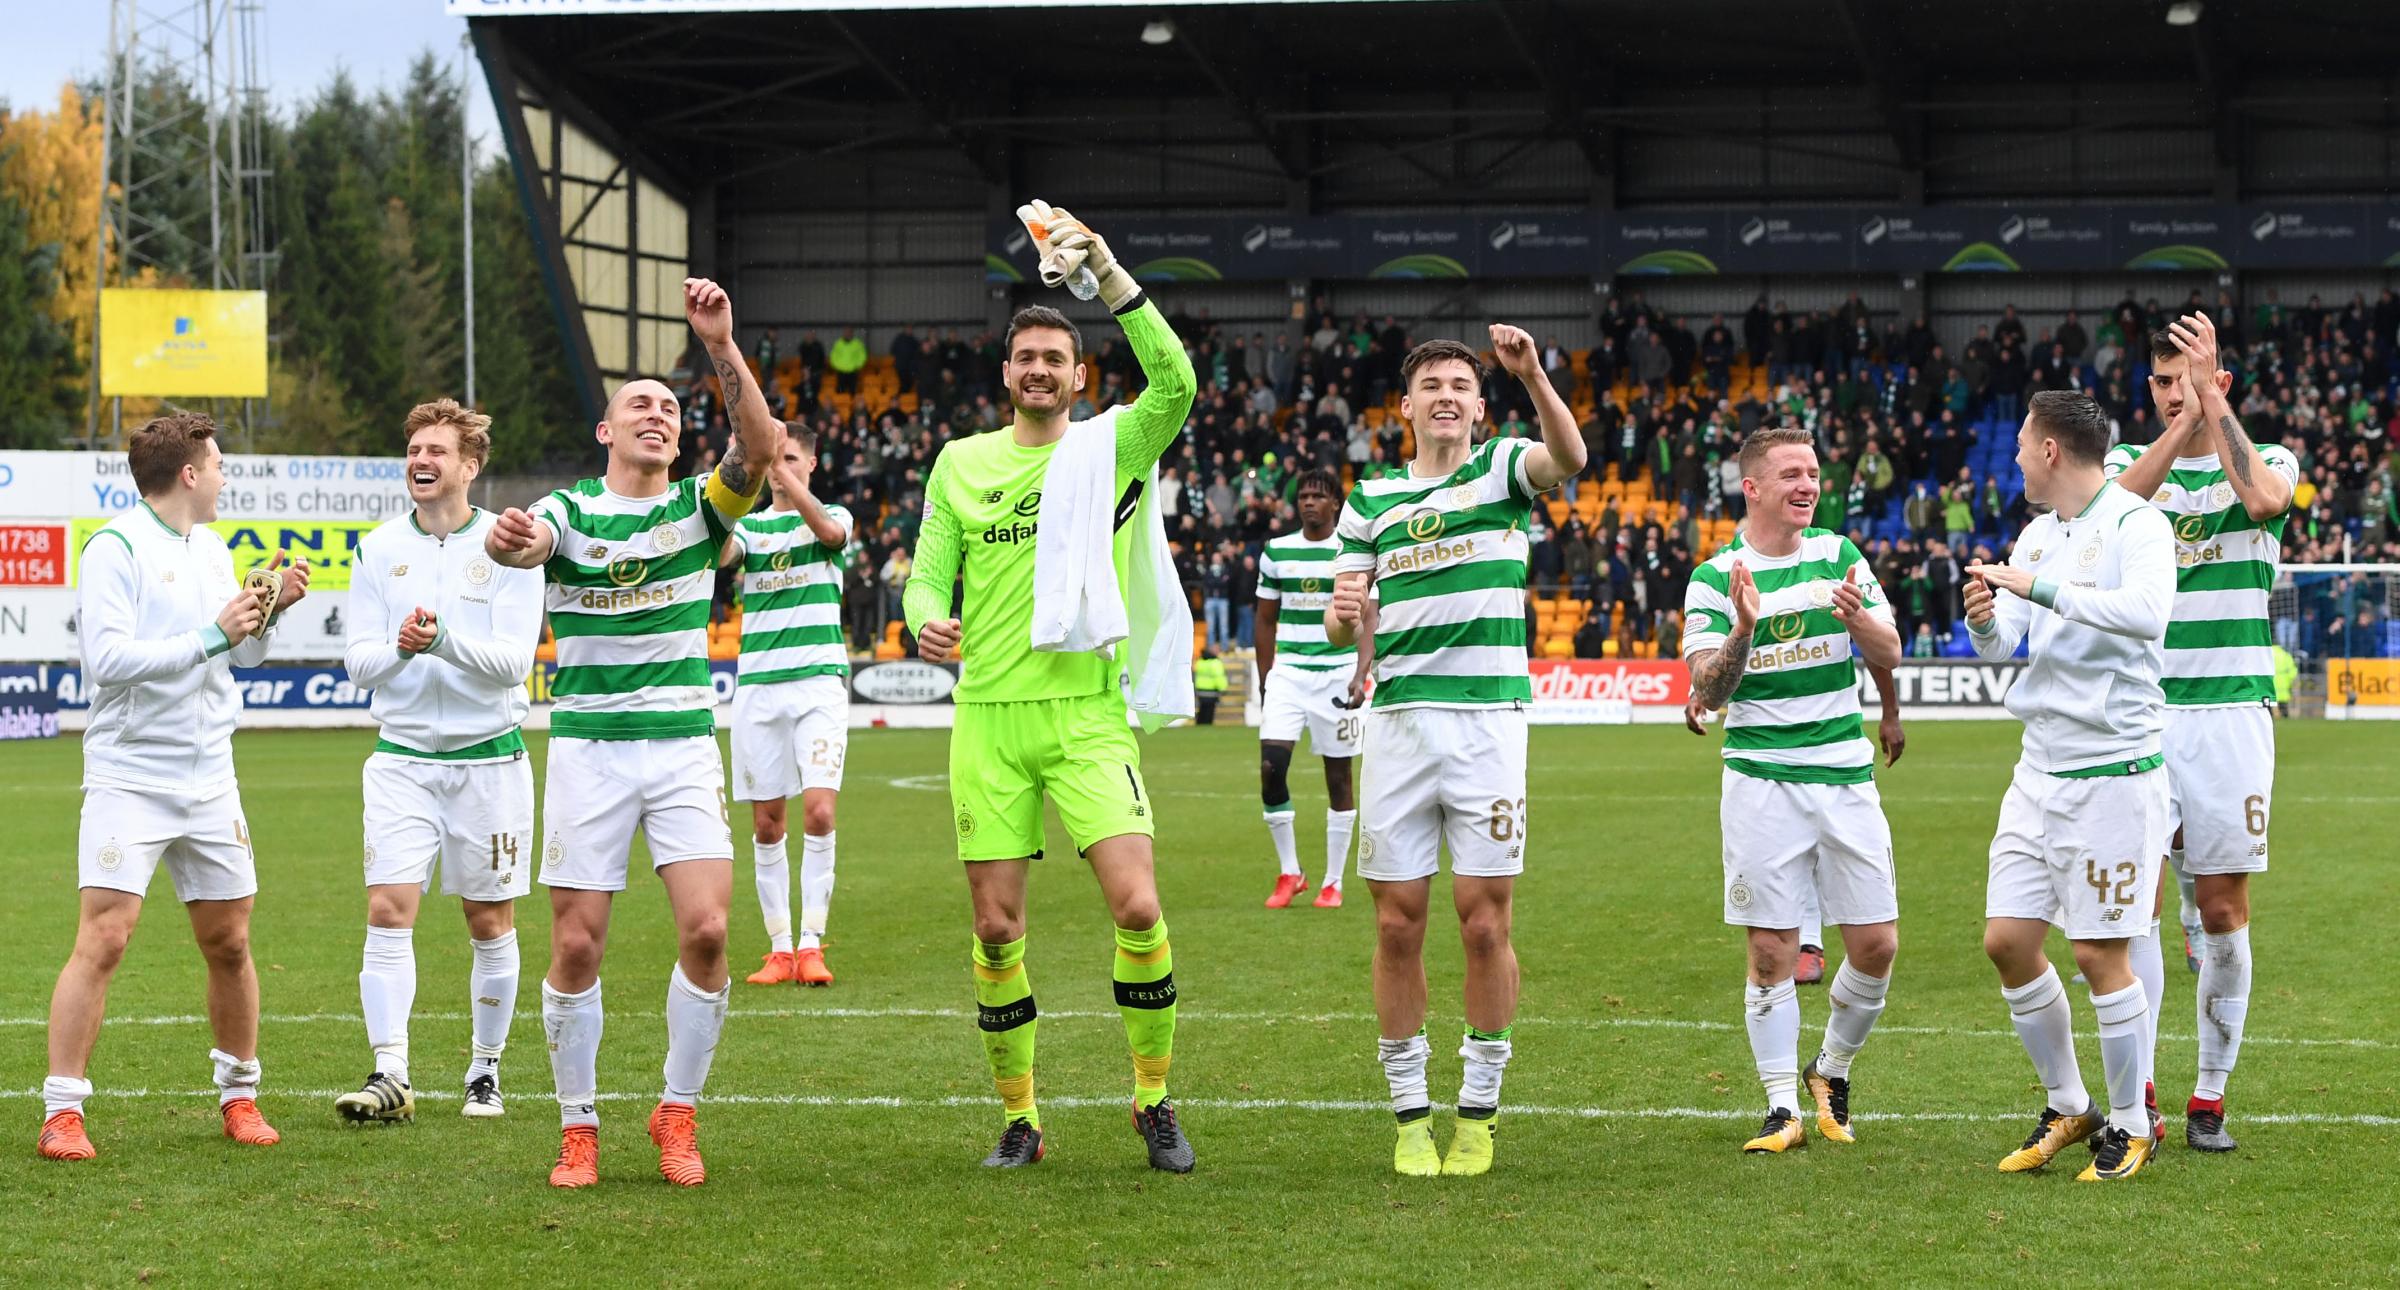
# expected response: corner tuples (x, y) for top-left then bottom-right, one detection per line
(670, 284), (2400, 661)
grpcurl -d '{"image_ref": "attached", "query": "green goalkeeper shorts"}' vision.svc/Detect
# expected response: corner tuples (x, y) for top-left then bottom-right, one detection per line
(948, 691), (1153, 862)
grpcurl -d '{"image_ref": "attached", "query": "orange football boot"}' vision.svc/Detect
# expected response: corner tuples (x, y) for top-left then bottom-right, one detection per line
(221, 1098), (280, 1146)
(550, 1124), (599, 1188)
(649, 1102), (706, 1186)
(793, 947), (833, 986)
(1265, 873), (1307, 909)
(746, 951), (797, 985)
(38, 1110), (95, 1161)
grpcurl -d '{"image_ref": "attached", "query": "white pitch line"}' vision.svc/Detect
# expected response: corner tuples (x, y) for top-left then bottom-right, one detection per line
(1, 1005), (2386, 1051)
(2, 1085), (2394, 1127)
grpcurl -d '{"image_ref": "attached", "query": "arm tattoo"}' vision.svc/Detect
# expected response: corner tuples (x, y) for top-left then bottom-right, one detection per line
(1691, 637), (1754, 711)
(718, 434), (753, 495)
(711, 355), (756, 494)
(2216, 414), (2255, 488)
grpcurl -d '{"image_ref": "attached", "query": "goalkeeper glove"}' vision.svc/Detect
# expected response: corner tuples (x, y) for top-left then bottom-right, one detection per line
(1017, 199), (1140, 311)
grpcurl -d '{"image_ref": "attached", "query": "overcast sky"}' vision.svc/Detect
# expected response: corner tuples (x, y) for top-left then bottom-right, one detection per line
(2, 2), (496, 143)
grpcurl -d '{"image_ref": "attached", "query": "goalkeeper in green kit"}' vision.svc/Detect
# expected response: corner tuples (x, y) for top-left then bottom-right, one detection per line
(904, 203), (1198, 1171)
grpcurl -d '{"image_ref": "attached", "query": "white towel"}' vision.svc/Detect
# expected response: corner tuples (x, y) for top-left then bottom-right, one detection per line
(1031, 409), (1194, 731)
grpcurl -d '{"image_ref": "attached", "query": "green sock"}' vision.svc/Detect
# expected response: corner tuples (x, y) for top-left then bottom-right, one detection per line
(972, 936), (1037, 1128)
(1113, 920), (1177, 1108)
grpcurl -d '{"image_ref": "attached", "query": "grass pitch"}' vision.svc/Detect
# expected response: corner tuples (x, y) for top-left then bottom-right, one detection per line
(2, 720), (2396, 1287)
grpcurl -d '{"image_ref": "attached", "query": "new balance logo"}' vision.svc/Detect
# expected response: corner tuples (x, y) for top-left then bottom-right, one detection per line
(391, 564), (410, 576)
(979, 489), (1004, 505)
(585, 543), (610, 560)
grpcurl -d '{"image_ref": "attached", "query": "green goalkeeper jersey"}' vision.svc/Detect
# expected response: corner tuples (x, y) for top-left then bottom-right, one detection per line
(903, 297), (1195, 705)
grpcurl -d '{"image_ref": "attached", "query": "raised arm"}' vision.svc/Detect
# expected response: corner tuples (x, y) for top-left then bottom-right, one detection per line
(2166, 313), (2293, 522)
(687, 277), (777, 509)
(1112, 298), (1198, 475)
(1490, 323), (1587, 493)
(1018, 204), (1197, 474)
(1682, 559), (1759, 711)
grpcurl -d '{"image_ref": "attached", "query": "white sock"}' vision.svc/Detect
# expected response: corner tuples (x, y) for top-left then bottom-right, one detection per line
(2129, 918), (2164, 1083)
(1323, 809), (1356, 889)
(1377, 1032), (1430, 1117)
(1817, 961), (1889, 1079)
(2194, 925), (2252, 1102)
(469, 931), (519, 1073)
(2002, 965), (2089, 1117)
(2090, 982), (2152, 1138)
(754, 836), (793, 954)
(1799, 890), (1823, 949)
(210, 1047), (262, 1107)
(358, 925), (416, 1085)
(1265, 807), (1300, 878)
(1744, 979), (1801, 1114)
(799, 832), (835, 952)
(1457, 1028), (1512, 1115)
(542, 978), (603, 1128)
(2173, 850), (2200, 934)
(663, 963), (730, 1105)
(42, 1075), (93, 1118)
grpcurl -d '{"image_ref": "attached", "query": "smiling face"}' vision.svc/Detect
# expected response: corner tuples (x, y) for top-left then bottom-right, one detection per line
(1003, 325), (1086, 419)
(599, 379), (682, 467)
(1743, 442), (1820, 532)
(1401, 358), (1484, 456)
(405, 422), (479, 505)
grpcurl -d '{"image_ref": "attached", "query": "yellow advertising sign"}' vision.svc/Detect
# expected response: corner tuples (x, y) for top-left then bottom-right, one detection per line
(99, 289), (269, 398)
(70, 518), (376, 589)
(2327, 659), (2400, 706)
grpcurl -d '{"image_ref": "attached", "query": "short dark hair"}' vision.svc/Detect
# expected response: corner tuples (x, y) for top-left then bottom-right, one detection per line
(1005, 305), (1081, 361)
(1401, 338), (1481, 390)
(2027, 390), (2112, 466)
(2147, 329), (2184, 363)
(1295, 467), (1339, 498)
(127, 412), (217, 497)
(780, 419), (818, 454)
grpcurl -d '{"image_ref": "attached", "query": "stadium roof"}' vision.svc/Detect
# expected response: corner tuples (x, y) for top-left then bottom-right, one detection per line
(468, 0), (2400, 206)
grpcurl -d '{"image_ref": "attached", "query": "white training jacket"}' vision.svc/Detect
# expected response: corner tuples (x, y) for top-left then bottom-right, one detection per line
(78, 503), (273, 794)
(1971, 481), (2177, 775)
(343, 508), (544, 761)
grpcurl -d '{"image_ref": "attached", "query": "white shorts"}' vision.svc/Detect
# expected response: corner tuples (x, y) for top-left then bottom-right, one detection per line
(1986, 761), (2169, 941)
(540, 736), (734, 892)
(1259, 665), (1363, 758)
(1720, 770), (1898, 929)
(78, 783), (257, 903)
(362, 752), (535, 902)
(1356, 704), (1528, 883)
(2163, 704), (2273, 875)
(730, 675), (850, 801)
